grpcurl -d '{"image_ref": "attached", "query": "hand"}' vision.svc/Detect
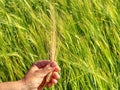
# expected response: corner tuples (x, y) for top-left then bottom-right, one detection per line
(22, 60), (61, 90)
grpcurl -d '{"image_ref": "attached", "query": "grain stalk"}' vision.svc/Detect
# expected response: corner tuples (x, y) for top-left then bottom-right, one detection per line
(49, 3), (56, 62)
(41, 3), (57, 89)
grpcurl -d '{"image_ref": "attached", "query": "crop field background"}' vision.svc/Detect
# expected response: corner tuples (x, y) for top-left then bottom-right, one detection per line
(0, 0), (120, 90)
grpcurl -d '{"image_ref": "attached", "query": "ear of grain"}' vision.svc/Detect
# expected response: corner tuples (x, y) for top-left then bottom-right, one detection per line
(49, 3), (56, 61)
(43, 3), (57, 86)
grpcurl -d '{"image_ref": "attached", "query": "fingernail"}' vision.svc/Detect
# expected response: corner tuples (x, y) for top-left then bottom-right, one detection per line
(50, 62), (56, 67)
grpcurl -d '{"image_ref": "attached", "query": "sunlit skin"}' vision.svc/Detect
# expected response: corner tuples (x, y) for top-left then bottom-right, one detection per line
(0, 60), (61, 90)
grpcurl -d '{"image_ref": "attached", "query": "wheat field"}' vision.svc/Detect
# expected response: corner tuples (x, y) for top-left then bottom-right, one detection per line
(0, 0), (120, 90)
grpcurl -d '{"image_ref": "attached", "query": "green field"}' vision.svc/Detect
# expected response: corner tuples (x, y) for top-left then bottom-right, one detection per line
(0, 0), (120, 90)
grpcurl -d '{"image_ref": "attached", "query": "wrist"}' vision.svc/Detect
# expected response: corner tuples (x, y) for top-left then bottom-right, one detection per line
(19, 79), (38, 90)
(18, 79), (28, 90)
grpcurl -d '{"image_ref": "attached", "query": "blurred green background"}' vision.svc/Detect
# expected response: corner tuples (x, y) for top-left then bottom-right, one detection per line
(0, 0), (120, 90)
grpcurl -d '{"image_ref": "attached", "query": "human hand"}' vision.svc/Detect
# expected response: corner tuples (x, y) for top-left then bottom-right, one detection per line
(22, 60), (61, 90)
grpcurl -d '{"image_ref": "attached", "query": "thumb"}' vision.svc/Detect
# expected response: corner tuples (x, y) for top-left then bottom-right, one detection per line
(37, 64), (54, 77)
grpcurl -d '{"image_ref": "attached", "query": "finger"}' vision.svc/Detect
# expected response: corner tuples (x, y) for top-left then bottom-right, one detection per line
(52, 72), (60, 79)
(30, 60), (52, 73)
(54, 65), (61, 72)
(47, 79), (57, 87)
(49, 61), (61, 72)
(33, 60), (51, 68)
(37, 64), (55, 77)
(47, 82), (53, 87)
(51, 78), (58, 84)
